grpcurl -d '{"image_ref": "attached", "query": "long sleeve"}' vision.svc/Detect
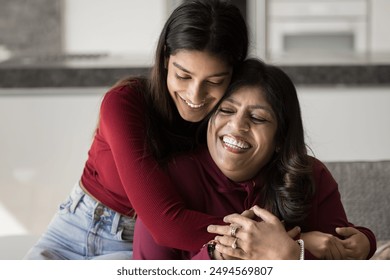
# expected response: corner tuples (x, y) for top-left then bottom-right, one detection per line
(304, 159), (377, 259)
(304, 159), (351, 235)
(91, 86), (221, 250)
(351, 224), (377, 259)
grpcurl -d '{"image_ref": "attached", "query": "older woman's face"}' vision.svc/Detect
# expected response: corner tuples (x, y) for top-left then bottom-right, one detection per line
(207, 86), (278, 182)
(167, 50), (232, 122)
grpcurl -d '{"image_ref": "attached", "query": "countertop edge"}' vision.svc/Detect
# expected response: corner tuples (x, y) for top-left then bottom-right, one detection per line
(1, 64), (390, 88)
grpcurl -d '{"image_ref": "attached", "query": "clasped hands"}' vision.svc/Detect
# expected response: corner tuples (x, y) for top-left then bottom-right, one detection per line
(207, 205), (370, 260)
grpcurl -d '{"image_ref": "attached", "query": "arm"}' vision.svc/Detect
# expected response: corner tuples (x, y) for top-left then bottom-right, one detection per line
(207, 159), (376, 259)
(305, 160), (376, 259)
(133, 217), (212, 260)
(100, 87), (221, 250)
(336, 226), (373, 259)
(301, 226), (372, 260)
(132, 218), (183, 260)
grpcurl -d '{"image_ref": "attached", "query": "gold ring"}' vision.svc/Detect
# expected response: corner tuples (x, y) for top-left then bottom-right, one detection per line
(231, 237), (238, 249)
(230, 225), (239, 237)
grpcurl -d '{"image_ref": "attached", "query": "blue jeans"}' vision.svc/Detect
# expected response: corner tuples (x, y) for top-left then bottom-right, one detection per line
(23, 182), (135, 259)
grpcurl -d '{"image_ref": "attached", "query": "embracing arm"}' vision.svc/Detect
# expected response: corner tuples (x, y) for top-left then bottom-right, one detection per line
(301, 159), (376, 259)
(206, 159), (376, 260)
(301, 226), (373, 260)
(100, 87), (221, 250)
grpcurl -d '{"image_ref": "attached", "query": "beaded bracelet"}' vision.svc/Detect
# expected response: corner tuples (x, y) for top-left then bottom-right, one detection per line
(203, 240), (218, 259)
(297, 239), (305, 260)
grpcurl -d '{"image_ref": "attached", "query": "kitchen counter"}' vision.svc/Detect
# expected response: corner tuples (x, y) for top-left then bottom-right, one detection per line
(1, 52), (390, 88)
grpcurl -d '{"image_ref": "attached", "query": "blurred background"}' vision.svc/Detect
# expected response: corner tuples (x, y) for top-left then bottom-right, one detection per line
(0, 0), (389, 239)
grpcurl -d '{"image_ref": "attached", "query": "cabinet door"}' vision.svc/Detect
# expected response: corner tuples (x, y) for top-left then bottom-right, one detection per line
(370, 0), (390, 52)
(0, 88), (104, 236)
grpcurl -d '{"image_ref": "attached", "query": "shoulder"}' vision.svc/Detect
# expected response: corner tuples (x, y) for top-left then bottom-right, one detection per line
(103, 79), (146, 106)
(100, 79), (147, 115)
(309, 156), (339, 198)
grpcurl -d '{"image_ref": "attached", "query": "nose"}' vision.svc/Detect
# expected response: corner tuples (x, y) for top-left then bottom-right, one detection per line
(230, 114), (250, 132)
(187, 81), (205, 104)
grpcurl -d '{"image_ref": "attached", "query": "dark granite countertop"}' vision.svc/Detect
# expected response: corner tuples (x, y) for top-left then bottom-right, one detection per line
(1, 52), (390, 88)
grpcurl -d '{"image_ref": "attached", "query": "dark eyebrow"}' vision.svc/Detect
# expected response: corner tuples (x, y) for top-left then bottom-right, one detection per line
(172, 62), (230, 78)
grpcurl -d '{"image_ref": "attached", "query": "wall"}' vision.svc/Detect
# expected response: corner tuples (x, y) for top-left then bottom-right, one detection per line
(63, 0), (167, 64)
(0, 0), (62, 55)
(0, 88), (105, 236)
(370, 0), (390, 52)
(298, 86), (390, 162)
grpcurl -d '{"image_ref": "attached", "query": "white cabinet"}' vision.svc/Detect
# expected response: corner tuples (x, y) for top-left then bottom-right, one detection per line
(0, 88), (105, 236)
(370, 0), (390, 52)
(298, 86), (390, 162)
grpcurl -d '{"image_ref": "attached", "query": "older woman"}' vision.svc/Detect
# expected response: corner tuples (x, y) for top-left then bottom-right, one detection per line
(133, 58), (376, 260)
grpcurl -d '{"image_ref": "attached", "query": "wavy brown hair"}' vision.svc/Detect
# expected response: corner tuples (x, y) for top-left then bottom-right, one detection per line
(204, 58), (315, 225)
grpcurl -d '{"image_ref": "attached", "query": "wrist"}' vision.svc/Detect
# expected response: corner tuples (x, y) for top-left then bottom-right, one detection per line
(204, 240), (218, 260)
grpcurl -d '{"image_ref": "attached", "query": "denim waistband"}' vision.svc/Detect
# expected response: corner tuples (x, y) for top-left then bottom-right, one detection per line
(69, 182), (135, 235)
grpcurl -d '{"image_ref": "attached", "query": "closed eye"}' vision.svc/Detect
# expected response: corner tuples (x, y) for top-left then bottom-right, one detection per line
(251, 116), (268, 123)
(207, 80), (224, 86)
(218, 107), (235, 114)
(175, 73), (190, 80)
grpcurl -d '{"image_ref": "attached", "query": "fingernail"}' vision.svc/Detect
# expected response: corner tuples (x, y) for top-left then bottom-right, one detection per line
(207, 225), (214, 232)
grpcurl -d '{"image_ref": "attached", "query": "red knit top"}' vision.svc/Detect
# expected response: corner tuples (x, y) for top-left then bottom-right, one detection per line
(81, 84), (222, 250)
(132, 148), (377, 260)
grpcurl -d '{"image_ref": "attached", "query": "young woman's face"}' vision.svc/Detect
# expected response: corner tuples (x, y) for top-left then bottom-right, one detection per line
(207, 86), (278, 182)
(167, 50), (233, 122)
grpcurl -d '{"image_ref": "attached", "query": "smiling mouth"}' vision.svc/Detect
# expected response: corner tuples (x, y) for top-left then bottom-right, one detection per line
(221, 135), (251, 151)
(178, 95), (206, 109)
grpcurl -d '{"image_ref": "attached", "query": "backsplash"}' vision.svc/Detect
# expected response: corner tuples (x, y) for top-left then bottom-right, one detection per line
(0, 0), (62, 56)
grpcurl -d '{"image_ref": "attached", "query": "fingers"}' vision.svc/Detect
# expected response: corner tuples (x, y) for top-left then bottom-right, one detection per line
(240, 209), (255, 219)
(328, 237), (347, 259)
(207, 224), (232, 236)
(215, 243), (246, 259)
(287, 226), (301, 239)
(251, 205), (281, 224)
(222, 213), (253, 228)
(336, 226), (359, 238)
(223, 206), (277, 226)
(215, 234), (243, 249)
(213, 234), (247, 260)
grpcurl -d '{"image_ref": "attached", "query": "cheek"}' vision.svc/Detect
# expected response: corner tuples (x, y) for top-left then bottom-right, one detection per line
(207, 117), (222, 155)
(207, 121), (217, 147)
(254, 130), (277, 156)
(214, 85), (229, 102)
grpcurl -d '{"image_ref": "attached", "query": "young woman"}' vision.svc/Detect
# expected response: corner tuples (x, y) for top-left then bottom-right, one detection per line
(24, 0), (248, 259)
(132, 59), (376, 260)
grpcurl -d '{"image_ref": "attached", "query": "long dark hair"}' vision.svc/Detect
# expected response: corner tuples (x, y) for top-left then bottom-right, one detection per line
(115, 0), (248, 163)
(207, 58), (315, 225)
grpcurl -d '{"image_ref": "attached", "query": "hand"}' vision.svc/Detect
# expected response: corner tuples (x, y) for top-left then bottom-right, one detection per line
(300, 231), (347, 259)
(231, 208), (302, 239)
(336, 227), (370, 260)
(207, 206), (301, 260)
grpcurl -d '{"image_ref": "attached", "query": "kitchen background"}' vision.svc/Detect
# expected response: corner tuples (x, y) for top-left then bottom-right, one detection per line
(1, 0), (389, 239)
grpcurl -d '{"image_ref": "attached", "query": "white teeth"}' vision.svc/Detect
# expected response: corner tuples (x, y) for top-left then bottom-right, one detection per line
(185, 100), (205, 108)
(179, 95), (205, 108)
(222, 135), (251, 150)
